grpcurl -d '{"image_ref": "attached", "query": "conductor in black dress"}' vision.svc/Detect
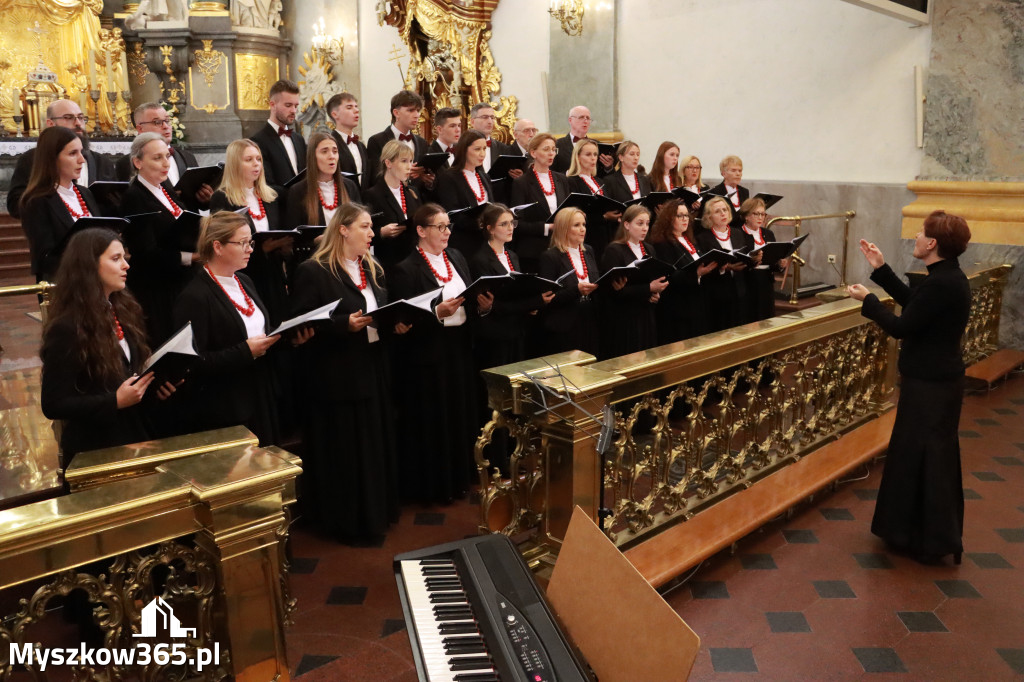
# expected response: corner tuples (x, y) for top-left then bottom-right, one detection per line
(18, 126), (102, 283)
(250, 79), (307, 202)
(510, 132), (571, 273)
(847, 211), (973, 565)
(326, 92), (373, 194)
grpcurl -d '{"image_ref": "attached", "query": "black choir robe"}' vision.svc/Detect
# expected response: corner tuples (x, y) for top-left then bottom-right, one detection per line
(552, 135), (612, 176)
(40, 314), (152, 465)
(21, 185), (102, 282)
(363, 179), (423, 271)
(652, 237), (709, 343)
(468, 243), (540, 367)
(509, 169), (571, 272)
(434, 167), (496, 258)
(389, 247), (478, 505)
(427, 139), (455, 169)
(536, 245), (600, 357)
(601, 170), (652, 204)
(171, 269), (279, 445)
(289, 258), (400, 542)
(739, 227), (780, 323)
(567, 174), (618, 262)
(209, 190), (288, 325)
(694, 227), (748, 333)
(250, 122), (308, 200)
(115, 144), (207, 211)
(283, 176), (361, 230)
(331, 130), (374, 194)
(7, 145), (116, 219)
(119, 178), (198, 344)
(598, 241), (659, 359)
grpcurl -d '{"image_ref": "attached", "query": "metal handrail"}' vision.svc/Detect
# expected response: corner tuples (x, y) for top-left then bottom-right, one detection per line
(0, 281), (52, 298)
(766, 210), (856, 304)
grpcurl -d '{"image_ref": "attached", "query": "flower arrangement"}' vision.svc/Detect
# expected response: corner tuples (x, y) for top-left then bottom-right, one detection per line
(160, 101), (186, 143)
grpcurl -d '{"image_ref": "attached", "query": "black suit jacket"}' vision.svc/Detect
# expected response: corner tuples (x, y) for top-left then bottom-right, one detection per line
(366, 127), (429, 182)
(116, 145), (205, 211)
(364, 179), (423, 270)
(694, 226), (747, 331)
(553, 135), (612, 176)
(468, 244), (543, 344)
(284, 176), (361, 230)
(289, 258), (391, 399)
(172, 270), (278, 443)
(21, 185), (102, 281)
(537, 245), (599, 335)
(601, 171), (652, 204)
(40, 314), (151, 462)
(434, 167), (496, 258)
(708, 182), (749, 227)
(250, 122), (307, 195)
(427, 139), (455, 169)
(331, 130), (373, 194)
(509, 170), (572, 265)
(8, 146), (115, 219)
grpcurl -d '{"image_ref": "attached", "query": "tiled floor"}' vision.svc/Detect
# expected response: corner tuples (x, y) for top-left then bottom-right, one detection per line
(284, 372), (1024, 681)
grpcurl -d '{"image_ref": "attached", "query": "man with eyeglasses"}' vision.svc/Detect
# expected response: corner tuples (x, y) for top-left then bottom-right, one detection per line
(511, 118), (538, 157)
(116, 101), (213, 211)
(7, 99), (116, 218)
(552, 105), (613, 175)
(467, 102), (514, 174)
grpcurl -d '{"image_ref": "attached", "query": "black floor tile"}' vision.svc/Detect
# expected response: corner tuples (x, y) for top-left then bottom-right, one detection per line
(975, 418), (1000, 426)
(820, 508), (855, 521)
(997, 648), (1024, 674)
(934, 579), (981, 599)
(739, 553), (777, 570)
(853, 488), (879, 501)
(959, 430), (982, 438)
(766, 611), (811, 633)
(993, 408), (1017, 415)
(994, 456), (1024, 466)
(295, 654), (339, 676)
(326, 586), (368, 605)
(414, 512), (446, 526)
(289, 557), (319, 575)
(380, 618), (406, 638)
(710, 647), (757, 673)
(972, 471), (1005, 482)
(963, 488), (983, 500)
(966, 553), (1013, 569)
(854, 553), (894, 569)
(813, 580), (856, 598)
(898, 611), (948, 633)
(995, 528), (1024, 543)
(853, 647), (906, 673)
(782, 529), (818, 544)
(690, 581), (730, 599)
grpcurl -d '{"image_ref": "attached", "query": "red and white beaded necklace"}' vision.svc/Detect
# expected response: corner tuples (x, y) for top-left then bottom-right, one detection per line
(493, 245), (515, 272)
(160, 185), (183, 218)
(678, 234), (697, 255)
(464, 170), (486, 203)
(418, 246), (454, 283)
(580, 175), (603, 195)
(568, 247), (588, 280)
(347, 257), (367, 290)
(534, 169), (556, 196)
(744, 225), (766, 246)
(111, 309), (124, 340)
(59, 185), (91, 219)
(205, 265), (255, 316)
(317, 181), (338, 210)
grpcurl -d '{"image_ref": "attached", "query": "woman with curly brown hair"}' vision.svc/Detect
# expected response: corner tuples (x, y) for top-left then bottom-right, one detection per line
(40, 228), (167, 465)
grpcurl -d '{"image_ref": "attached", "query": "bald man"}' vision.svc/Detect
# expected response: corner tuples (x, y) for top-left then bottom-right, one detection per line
(7, 99), (116, 217)
(552, 105), (613, 175)
(511, 118), (538, 156)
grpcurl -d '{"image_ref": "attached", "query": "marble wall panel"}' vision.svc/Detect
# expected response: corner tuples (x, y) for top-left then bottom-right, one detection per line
(547, 4), (617, 135)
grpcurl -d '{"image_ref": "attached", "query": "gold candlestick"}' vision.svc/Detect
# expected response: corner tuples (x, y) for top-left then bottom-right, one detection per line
(89, 89), (101, 135)
(106, 91), (120, 136)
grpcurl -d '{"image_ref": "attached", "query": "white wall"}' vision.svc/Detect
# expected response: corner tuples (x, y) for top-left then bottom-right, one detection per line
(356, 0), (549, 134)
(617, 0), (931, 183)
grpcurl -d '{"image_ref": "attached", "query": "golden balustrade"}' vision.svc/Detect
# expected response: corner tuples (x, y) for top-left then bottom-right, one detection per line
(476, 262), (1012, 575)
(0, 442), (301, 681)
(765, 210), (856, 303)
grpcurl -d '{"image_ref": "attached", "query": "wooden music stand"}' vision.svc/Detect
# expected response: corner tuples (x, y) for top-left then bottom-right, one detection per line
(547, 507), (701, 681)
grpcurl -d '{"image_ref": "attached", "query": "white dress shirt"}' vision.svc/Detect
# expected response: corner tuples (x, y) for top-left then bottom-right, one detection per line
(342, 257), (379, 343)
(269, 118), (298, 174)
(138, 175), (191, 266)
(422, 250), (467, 327)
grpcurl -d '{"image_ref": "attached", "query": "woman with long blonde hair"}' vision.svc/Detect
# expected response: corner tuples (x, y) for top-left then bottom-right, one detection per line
(210, 138), (289, 322)
(536, 206), (600, 355)
(289, 202), (402, 544)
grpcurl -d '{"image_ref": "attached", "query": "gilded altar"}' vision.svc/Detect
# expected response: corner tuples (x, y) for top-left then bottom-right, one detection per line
(377, 0), (518, 142)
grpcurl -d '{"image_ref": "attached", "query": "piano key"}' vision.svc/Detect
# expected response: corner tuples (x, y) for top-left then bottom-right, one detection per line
(449, 657), (494, 671)
(452, 674), (499, 682)
(439, 623), (479, 635)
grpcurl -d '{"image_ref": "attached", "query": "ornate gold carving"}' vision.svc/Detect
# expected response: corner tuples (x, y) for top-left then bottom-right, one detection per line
(549, 0), (584, 37)
(475, 411), (543, 536)
(194, 39), (224, 87)
(234, 52), (278, 110)
(127, 41), (148, 86)
(903, 180), (1024, 247)
(378, 0), (519, 143)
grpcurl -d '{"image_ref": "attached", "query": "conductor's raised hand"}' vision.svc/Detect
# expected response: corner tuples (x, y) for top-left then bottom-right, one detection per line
(116, 372), (155, 408)
(347, 310), (373, 332)
(847, 283), (870, 301)
(246, 334), (280, 357)
(859, 239), (885, 269)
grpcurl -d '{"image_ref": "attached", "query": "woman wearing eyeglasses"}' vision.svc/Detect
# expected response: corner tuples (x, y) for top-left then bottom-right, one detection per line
(390, 202), (488, 505)
(289, 203), (401, 545)
(210, 139), (289, 324)
(695, 196), (749, 332)
(649, 199), (715, 343)
(18, 126), (103, 283)
(510, 133), (571, 273)
(172, 211), (288, 445)
(738, 197), (783, 322)
(434, 130), (495, 258)
(119, 132), (200, 345)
